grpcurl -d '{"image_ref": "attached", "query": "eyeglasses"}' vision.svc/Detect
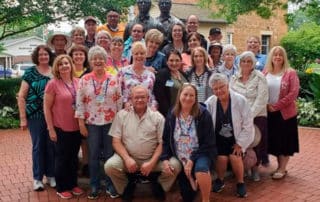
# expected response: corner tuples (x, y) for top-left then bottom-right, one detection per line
(132, 29), (143, 33)
(107, 15), (119, 19)
(240, 59), (253, 64)
(111, 42), (123, 47)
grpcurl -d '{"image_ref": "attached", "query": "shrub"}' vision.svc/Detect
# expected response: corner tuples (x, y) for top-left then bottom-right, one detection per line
(0, 78), (21, 109)
(298, 98), (320, 127)
(281, 23), (320, 71)
(0, 78), (21, 129)
(0, 106), (19, 129)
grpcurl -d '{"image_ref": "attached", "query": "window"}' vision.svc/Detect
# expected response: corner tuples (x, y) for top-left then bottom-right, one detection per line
(226, 32), (233, 44)
(261, 35), (271, 54)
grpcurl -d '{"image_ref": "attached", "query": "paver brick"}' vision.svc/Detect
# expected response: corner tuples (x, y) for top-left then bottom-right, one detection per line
(0, 128), (320, 201)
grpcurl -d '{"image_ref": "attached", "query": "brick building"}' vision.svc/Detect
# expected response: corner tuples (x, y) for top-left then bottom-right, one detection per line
(149, 0), (288, 54)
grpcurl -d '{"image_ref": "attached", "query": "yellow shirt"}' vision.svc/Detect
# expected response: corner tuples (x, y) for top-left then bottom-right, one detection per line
(96, 23), (126, 38)
(74, 68), (87, 78)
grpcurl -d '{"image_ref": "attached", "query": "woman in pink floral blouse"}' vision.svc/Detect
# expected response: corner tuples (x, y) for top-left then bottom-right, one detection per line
(117, 41), (157, 110)
(75, 46), (122, 199)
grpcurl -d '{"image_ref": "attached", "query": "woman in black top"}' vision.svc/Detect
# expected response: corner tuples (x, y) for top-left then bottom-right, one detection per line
(154, 49), (188, 116)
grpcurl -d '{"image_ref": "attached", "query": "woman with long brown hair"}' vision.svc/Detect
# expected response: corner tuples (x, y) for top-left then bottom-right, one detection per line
(161, 83), (216, 202)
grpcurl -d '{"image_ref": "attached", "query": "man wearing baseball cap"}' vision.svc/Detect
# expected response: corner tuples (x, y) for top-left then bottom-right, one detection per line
(208, 27), (223, 43)
(84, 16), (98, 49)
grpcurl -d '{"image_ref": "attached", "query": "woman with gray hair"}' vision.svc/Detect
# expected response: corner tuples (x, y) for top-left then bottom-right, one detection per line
(75, 46), (122, 199)
(230, 51), (269, 182)
(217, 44), (238, 80)
(205, 73), (254, 198)
(96, 30), (112, 55)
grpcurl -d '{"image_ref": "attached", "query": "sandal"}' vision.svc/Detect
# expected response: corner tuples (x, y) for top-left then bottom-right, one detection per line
(272, 171), (287, 180)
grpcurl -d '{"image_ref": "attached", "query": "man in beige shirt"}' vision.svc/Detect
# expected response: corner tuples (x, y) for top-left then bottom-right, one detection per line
(104, 85), (181, 202)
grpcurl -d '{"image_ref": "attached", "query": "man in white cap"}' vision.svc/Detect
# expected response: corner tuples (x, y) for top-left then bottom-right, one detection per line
(47, 32), (71, 57)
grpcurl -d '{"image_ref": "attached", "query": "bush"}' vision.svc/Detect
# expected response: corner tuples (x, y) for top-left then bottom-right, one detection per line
(0, 78), (21, 109)
(0, 78), (21, 129)
(298, 98), (320, 127)
(0, 106), (19, 129)
(281, 23), (320, 71)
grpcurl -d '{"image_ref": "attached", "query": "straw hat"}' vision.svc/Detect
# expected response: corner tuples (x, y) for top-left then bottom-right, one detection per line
(46, 31), (72, 50)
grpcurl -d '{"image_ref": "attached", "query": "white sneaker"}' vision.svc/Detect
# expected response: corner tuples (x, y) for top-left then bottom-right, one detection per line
(33, 180), (44, 191)
(46, 177), (56, 188)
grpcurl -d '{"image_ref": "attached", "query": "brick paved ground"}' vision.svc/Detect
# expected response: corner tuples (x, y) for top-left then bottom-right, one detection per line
(0, 127), (319, 202)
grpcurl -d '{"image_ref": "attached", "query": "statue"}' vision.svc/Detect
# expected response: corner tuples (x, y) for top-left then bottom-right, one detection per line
(156, 0), (182, 34)
(123, 0), (164, 41)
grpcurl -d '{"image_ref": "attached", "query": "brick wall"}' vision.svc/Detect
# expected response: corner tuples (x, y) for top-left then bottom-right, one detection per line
(172, 0), (288, 54)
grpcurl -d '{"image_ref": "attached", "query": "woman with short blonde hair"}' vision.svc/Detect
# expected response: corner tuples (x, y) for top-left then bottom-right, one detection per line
(144, 29), (166, 73)
(118, 41), (157, 110)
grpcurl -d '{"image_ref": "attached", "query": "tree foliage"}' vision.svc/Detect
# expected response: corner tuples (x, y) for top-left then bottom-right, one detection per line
(198, 0), (317, 23)
(0, 0), (135, 41)
(286, 0), (320, 30)
(281, 23), (320, 70)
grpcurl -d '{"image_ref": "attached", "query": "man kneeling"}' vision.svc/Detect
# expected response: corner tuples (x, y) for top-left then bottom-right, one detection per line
(105, 86), (181, 202)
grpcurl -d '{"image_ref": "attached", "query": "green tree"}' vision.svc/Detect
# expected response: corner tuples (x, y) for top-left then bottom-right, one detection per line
(0, 0), (135, 41)
(198, 0), (318, 23)
(281, 22), (320, 70)
(286, 0), (320, 30)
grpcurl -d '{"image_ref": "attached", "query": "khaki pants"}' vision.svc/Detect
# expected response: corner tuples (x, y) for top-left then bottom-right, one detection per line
(104, 154), (181, 194)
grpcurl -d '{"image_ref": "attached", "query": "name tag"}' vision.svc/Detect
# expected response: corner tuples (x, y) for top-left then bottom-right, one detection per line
(165, 80), (174, 87)
(96, 95), (105, 103)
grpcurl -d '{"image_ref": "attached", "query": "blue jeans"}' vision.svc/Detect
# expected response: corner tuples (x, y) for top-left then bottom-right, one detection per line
(28, 119), (55, 180)
(87, 124), (114, 191)
(178, 155), (211, 202)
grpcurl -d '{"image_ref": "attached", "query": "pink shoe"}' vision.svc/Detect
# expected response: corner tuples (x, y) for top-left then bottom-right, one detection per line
(72, 187), (84, 196)
(57, 191), (73, 199)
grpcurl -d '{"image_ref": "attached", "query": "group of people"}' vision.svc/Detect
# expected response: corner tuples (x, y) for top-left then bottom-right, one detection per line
(17, 0), (300, 201)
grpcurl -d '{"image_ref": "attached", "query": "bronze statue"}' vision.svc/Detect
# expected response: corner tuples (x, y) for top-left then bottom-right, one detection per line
(156, 0), (182, 34)
(123, 0), (164, 41)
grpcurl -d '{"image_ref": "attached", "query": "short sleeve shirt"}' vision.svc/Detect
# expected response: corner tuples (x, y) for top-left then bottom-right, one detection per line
(109, 108), (164, 160)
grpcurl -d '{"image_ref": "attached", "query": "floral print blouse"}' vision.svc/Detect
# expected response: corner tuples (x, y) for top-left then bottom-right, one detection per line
(75, 71), (122, 125)
(174, 115), (199, 166)
(117, 65), (157, 108)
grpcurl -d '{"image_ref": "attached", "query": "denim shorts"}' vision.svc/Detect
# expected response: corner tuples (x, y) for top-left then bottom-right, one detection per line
(193, 155), (211, 173)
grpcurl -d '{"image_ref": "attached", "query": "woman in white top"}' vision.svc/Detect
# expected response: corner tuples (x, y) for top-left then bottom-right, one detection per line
(230, 51), (268, 181)
(205, 73), (254, 198)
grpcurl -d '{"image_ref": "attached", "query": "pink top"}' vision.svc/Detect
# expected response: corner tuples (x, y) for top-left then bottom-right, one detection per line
(181, 53), (191, 72)
(264, 68), (300, 120)
(45, 78), (79, 131)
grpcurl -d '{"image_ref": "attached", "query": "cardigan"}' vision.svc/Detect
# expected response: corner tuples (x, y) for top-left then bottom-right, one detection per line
(205, 90), (254, 152)
(263, 68), (300, 120)
(160, 104), (217, 162)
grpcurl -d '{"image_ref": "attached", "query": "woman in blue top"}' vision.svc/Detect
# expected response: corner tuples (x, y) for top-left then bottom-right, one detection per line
(17, 45), (56, 191)
(161, 83), (216, 202)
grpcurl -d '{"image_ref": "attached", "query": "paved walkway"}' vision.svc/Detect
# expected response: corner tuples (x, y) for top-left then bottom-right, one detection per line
(0, 127), (319, 202)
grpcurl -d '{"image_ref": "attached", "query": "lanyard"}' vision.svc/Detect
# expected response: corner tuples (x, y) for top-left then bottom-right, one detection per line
(194, 71), (206, 87)
(63, 80), (76, 104)
(112, 58), (125, 72)
(92, 78), (109, 96)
